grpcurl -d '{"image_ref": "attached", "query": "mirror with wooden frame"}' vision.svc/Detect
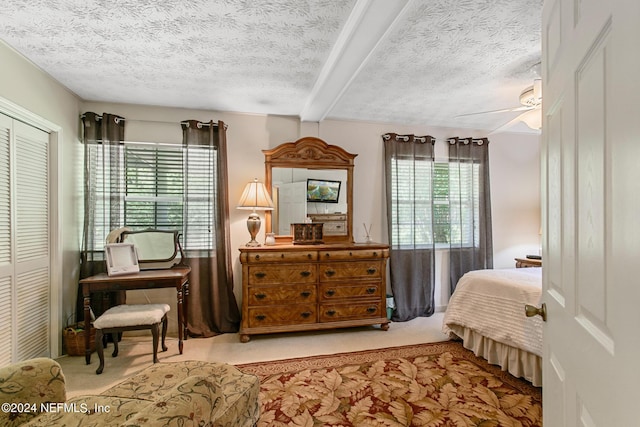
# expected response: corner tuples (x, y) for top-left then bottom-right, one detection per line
(264, 137), (357, 244)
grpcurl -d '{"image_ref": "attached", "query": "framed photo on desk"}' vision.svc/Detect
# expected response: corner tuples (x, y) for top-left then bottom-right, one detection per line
(105, 243), (139, 276)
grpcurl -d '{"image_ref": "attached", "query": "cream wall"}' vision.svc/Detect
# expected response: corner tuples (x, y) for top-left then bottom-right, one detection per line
(80, 105), (541, 315)
(1, 38), (540, 349)
(0, 41), (82, 355)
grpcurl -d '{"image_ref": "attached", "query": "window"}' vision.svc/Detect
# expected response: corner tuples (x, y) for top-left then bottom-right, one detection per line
(87, 141), (216, 251)
(389, 158), (479, 248)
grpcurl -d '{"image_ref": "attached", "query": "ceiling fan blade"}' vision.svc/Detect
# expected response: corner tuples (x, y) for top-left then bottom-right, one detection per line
(488, 114), (531, 135)
(456, 105), (533, 118)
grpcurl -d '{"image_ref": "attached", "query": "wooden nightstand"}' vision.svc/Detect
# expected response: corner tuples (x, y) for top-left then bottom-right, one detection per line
(515, 257), (542, 268)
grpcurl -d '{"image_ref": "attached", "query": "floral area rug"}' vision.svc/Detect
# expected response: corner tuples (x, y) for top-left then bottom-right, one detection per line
(235, 341), (541, 426)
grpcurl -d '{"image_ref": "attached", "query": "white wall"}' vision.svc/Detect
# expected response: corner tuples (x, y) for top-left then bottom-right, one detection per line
(1, 40), (540, 343)
(489, 132), (541, 268)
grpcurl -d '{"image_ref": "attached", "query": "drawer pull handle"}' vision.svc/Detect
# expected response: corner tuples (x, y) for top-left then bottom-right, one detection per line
(301, 311), (312, 318)
(300, 291), (311, 298)
(281, 254), (285, 258)
(327, 310), (336, 316)
(349, 252), (352, 256)
(326, 289), (336, 296)
(308, 253), (312, 259)
(255, 314), (266, 321)
(255, 293), (267, 299)
(325, 253), (330, 258)
(300, 271), (311, 277)
(255, 272), (267, 278)
(366, 287), (376, 294)
(325, 269), (336, 277)
(367, 267), (377, 275)
(255, 255), (260, 260)
(367, 307), (377, 313)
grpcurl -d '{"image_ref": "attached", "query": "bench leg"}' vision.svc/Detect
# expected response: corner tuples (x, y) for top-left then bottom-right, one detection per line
(95, 329), (105, 375)
(151, 323), (160, 364)
(161, 315), (168, 352)
(111, 333), (119, 358)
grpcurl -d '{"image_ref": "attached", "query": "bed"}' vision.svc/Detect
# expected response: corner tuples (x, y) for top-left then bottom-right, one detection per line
(442, 267), (543, 386)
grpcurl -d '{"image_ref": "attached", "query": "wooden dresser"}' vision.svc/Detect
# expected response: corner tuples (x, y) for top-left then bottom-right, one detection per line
(238, 242), (390, 342)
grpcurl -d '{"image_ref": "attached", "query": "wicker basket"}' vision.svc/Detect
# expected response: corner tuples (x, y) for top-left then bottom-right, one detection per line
(63, 323), (96, 356)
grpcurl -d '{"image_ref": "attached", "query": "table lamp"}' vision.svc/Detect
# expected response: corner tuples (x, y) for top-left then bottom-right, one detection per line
(237, 178), (274, 246)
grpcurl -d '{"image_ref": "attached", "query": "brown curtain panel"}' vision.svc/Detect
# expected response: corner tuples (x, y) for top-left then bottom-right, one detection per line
(77, 112), (127, 321)
(181, 120), (240, 336)
(448, 137), (493, 292)
(383, 133), (436, 321)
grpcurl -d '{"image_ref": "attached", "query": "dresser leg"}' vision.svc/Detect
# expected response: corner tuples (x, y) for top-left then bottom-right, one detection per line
(240, 334), (251, 343)
(380, 323), (390, 331)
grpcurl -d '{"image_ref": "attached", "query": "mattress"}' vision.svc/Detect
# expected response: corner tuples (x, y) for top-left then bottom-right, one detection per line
(442, 267), (543, 386)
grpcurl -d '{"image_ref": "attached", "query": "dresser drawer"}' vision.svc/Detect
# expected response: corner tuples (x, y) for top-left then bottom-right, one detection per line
(241, 251), (317, 264)
(248, 304), (317, 327)
(319, 301), (384, 322)
(322, 221), (347, 236)
(319, 261), (383, 281)
(247, 264), (316, 285)
(319, 248), (387, 261)
(308, 214), (347, 222)
(319, 281), (382, 300)
(248, 284), (316, 306)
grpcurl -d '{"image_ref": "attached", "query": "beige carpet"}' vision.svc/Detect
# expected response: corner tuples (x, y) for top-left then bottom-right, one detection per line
(236, 341), (542, 426)
(57, 314), (450, 398)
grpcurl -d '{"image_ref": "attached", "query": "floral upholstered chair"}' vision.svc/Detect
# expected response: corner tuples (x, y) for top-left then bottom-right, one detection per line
(0, 358), (259, 427)
(0, 358), (67, 427)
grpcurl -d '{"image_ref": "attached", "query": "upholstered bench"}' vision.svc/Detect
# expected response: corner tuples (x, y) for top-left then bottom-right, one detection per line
(94, 303), (170, 375)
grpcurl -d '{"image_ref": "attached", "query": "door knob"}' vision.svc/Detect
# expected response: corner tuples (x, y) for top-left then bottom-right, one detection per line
(525, 303), (547, 321)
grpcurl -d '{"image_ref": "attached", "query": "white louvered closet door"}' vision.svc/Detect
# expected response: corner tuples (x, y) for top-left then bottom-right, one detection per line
(0, 112), (50, 365)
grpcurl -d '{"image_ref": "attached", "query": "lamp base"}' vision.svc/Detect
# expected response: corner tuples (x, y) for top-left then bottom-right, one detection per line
(245, 212), (262, 247)
(245, 239), (261, 247)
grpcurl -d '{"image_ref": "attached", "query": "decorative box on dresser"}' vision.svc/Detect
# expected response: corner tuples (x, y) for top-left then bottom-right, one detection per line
(238, 242), (389, 342)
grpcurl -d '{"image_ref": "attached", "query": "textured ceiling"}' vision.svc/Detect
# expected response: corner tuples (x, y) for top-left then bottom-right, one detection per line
(0, 0), (542, 133)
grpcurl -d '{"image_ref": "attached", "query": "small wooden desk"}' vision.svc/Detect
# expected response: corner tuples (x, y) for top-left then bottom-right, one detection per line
(79, 267), (191, 365)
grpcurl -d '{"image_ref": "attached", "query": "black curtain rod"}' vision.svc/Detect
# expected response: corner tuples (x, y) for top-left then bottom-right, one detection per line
(80, 114), (221, 128)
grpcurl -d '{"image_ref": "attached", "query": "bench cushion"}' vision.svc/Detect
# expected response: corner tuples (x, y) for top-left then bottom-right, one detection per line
(94, 304), (170, 329)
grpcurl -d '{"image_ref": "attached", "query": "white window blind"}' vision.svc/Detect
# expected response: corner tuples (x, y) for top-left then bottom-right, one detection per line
(389, 158), (479, 248)
(88, 142), (216, 251)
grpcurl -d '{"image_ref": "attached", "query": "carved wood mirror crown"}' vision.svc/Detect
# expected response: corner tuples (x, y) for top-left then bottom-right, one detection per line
(264, 137), (357, 244)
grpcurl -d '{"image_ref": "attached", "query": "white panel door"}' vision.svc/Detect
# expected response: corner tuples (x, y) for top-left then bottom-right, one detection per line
(0, 113), (50, 365)
(541, 0), (640, 424)
(277, 181), (307, 233)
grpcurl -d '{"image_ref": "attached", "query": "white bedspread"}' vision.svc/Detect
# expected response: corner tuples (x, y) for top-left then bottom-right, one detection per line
(442, 267), (543, 357)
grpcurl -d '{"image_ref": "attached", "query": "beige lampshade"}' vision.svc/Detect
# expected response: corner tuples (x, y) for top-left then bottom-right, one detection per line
(237, 178), (274, 211)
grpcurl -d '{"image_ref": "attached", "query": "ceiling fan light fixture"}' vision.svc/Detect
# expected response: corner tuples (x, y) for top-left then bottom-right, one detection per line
(519, 78), (542, 107)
